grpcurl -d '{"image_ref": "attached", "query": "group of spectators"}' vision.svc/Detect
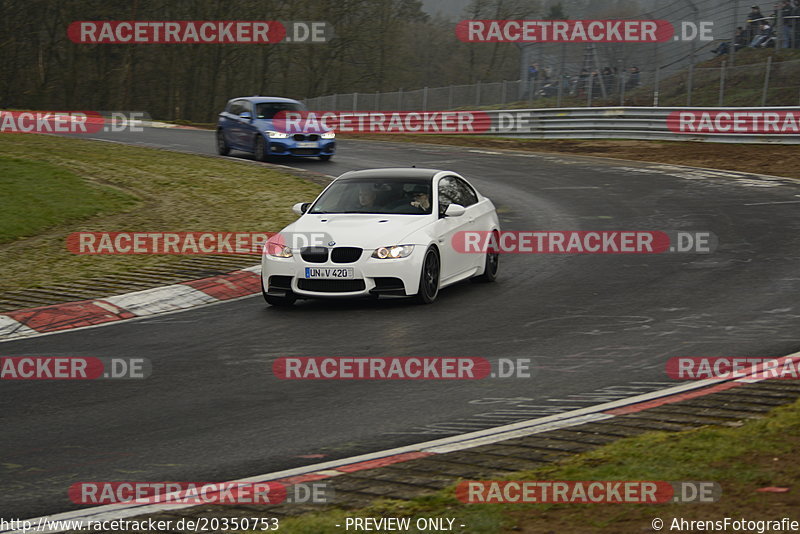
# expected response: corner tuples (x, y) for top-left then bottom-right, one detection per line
(712, 1), (800, 55)
(526, 63), (641, 99)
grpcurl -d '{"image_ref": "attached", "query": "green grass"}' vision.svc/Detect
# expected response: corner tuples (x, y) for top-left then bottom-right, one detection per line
(0, 156), (136, 244)
(266, 399), (800, 533)
(0, 134), (323, 292)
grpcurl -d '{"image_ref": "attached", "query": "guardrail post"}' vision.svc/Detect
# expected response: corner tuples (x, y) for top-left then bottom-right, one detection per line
(398, 88), (403, 111)
(730, 2), (738, 67)
(686, 59), (694, 106)
(761, 56), (773, 106)
(423, 86), (428, 111)
(557, 43), (566, 107)
(375, 91), (380, 111)
(718, 60), (726, 106)
(475, 80), (482, 106)
(501, 80), (507, 105)
(353, 92), (358, 111)
(653, 66), (660, 106)
(448, 85), (454, 109)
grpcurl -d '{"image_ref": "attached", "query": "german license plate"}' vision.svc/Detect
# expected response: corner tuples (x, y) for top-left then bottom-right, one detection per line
(304, 267), (354, 279)
(296, 141), (318, 148)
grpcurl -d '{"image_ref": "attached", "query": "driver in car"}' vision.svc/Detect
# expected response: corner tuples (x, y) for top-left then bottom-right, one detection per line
(357, 185), (378, 210)
(409, 186), (431, 212)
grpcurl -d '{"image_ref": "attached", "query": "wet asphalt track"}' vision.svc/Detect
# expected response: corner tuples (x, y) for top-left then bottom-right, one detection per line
(2, 129), (799, 518)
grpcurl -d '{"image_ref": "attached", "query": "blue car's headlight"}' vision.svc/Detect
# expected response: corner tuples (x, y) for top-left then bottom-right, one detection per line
(321, 132), (335, 139)
(266, 130), (289, 139)
(372, 245), (414, 259)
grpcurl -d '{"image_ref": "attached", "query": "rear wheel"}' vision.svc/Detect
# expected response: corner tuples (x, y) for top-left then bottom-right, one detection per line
(415, 248), (440, 304)
(254, 136), (269, 162)
(216, 130), (230, 156)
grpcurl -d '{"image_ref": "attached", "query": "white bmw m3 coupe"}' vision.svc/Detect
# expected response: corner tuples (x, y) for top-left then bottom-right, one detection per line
(261, 168), (500, 306)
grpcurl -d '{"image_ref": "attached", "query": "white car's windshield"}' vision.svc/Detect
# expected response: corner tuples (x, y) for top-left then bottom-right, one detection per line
(309, 178), (433, 215)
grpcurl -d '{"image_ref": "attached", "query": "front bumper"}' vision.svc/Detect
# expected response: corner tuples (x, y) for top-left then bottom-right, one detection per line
(262, 247), (423, 299)
(267, 137), (335, 157)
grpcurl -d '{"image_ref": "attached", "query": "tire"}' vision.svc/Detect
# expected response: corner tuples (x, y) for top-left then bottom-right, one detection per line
(319, 154), (332, 161)
(415, 247), (440, 304)
(216, 130), (230, 156)
(473, 232), (499, 283)
(262, 279), (296, 307)
(254, 136), (269, 162)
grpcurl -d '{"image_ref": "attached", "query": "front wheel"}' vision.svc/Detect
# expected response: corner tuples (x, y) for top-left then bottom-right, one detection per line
(216, 130), (230, 156)
(262, 279), (296, 307)
(473, 233), (499, 283)
(415, 248), (440, 304)
(254, 136), (269, 162)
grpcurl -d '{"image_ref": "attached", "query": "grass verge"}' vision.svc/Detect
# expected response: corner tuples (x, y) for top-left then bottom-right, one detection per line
(0, 156), (136, 243)
(269, 398), (800, 533)
(0, 134), (323, 292)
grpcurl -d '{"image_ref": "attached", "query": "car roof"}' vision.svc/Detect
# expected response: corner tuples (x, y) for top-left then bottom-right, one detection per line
(228, 96), (302, 105)
(336, 168), (447, 181)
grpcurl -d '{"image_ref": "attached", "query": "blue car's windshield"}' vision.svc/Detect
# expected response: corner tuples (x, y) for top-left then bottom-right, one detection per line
(256, 102), (305, 119)
(309, 179), (432, 215)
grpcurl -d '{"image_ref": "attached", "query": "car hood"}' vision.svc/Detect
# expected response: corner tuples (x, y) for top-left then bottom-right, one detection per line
(256, 118), (329, 135)
(281, 214), (433, 249)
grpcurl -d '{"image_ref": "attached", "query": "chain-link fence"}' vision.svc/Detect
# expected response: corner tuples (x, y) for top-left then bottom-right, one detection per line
(305, 0), (800, 112)
(304, 55), (800, 111)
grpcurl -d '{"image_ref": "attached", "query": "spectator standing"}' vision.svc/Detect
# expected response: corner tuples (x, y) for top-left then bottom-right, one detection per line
(747, 5), (764, 40)
(625, 66), (640, 91)
(776, 0), (793, 47)
(577, 68), (589, 96)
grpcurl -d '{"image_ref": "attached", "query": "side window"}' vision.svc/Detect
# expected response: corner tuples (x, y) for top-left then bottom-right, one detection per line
(438, 176), (460, 215)
(229, 100), (250, 116)
(237, 100), (252, 116)
(455, 178), (478, 206)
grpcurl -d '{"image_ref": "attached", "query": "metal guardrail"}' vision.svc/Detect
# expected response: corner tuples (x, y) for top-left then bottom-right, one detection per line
(480, 106), (800, 144)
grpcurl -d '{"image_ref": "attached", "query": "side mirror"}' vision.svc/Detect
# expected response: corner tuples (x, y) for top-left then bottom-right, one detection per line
(239, 111), (252, 121)
(292, 202), (311, 215)
(444, 204), (466, 217)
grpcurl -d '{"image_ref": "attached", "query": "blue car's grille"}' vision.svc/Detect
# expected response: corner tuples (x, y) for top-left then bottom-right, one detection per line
(293, 134), (320, 141)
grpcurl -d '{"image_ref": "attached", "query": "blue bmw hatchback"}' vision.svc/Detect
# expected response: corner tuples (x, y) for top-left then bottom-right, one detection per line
(216, 96), (335, 161)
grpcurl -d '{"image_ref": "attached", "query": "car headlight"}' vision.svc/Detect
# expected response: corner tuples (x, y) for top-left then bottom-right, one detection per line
(372, 245), (414, 259)
(321, 131), (335, 139)
(266, 130), (289, 139)
(265, 243), (293, 258)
